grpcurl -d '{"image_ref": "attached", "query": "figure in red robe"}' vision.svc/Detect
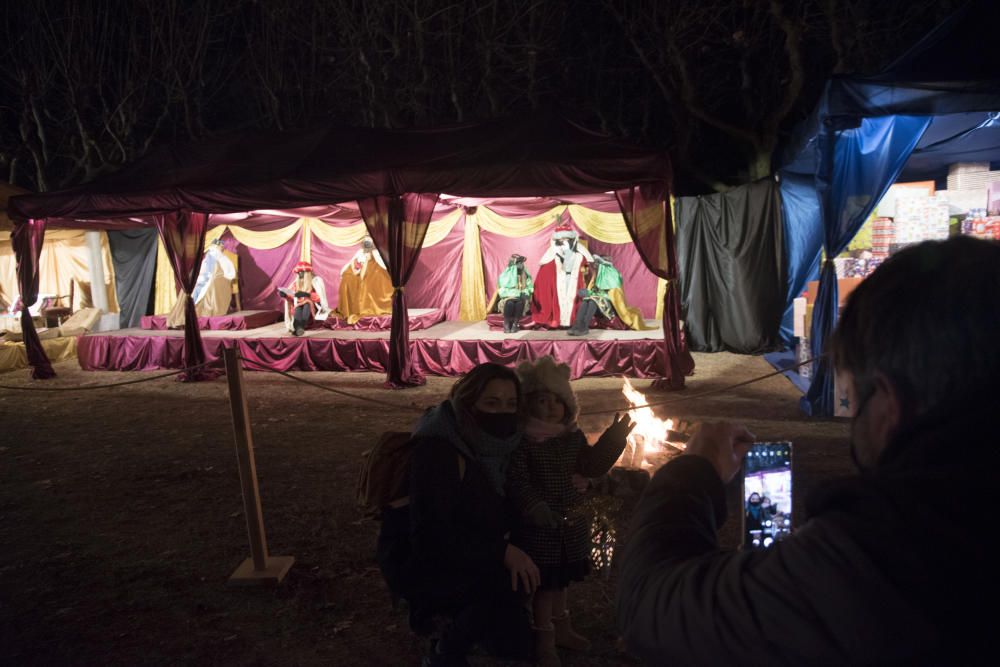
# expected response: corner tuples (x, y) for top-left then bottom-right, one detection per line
(531, 223), (593, 328)
(277, 261), (326, 336)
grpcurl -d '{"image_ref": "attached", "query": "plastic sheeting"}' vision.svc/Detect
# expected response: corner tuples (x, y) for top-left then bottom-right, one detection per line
(777, 173), (823, 341)
(107, 229), (157, 328)
(805, 116), (931, 415)
(777, 1), (1000, 415)
(675, 179), (785, 353)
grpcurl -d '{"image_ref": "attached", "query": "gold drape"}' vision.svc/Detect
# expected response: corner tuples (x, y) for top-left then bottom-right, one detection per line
(421, 209), (463, 247)
(566, 205), (633, 243)
(303, 219), (363, 256)
(0, 336), (78, 373)
(474, 206), (566, 236)
(655, 278), (667, 320)
(225, 221), (303, 249)
(608, 287), (654, 331)
(0, 230), (118, 313)
(146, 203), (647, 320)
(459, 213), (488, 321)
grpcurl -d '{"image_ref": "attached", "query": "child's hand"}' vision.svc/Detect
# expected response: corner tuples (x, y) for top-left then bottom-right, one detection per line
(526, 501), (559, 528)
(603, 412), (636, 443)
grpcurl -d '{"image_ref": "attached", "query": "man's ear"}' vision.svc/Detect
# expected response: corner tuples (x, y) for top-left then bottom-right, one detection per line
(870, 372), (903, 449)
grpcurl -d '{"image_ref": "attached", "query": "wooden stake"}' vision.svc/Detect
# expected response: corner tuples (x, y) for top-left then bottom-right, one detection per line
(223, 346), (294, 585)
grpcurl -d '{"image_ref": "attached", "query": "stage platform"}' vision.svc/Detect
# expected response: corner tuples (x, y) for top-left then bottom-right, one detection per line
(324, 308), (445, 331)
(78, 314), (668, 380)
(140, 310), (281, 331)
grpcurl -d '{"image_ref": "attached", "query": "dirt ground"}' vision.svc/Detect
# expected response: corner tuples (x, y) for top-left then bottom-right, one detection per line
(0, 353), (849, 666)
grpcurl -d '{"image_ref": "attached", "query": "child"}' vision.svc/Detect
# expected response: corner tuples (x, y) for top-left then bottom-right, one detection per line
(507, 356), (634, 666)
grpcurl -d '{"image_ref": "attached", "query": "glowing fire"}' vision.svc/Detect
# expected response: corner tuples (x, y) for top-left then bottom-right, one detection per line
(617, 378), (686, 470)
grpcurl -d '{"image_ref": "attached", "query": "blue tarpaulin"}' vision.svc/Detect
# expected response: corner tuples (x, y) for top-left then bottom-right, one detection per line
(777, 1), (1000, 416)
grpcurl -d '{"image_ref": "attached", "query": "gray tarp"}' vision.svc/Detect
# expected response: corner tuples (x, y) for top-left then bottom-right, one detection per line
(676, 179), (785, 353)
(107, 229), (158, 328)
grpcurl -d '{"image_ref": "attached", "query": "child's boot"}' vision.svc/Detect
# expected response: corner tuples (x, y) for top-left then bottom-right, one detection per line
(534, 626), (561, 667)
(552, 611), (591, 651)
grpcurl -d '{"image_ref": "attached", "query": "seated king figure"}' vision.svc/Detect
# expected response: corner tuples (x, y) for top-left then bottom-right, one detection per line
(568, 253), (653, 335)
(335, 236), (393, 324)
(531, 223), (592, 328)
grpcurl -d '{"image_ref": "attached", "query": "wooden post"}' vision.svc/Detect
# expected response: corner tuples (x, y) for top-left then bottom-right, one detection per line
(223, 346), (294, 585)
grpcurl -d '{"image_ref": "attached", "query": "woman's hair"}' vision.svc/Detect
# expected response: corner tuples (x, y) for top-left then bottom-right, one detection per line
(450, 363), (521, 413)
(748, 492), (761, 503)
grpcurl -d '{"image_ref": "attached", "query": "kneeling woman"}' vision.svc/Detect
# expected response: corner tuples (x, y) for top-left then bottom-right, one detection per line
(406, 363), (540, 665)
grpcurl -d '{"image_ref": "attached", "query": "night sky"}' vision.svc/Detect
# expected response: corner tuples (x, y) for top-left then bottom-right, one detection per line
(1, 1), (956, 194)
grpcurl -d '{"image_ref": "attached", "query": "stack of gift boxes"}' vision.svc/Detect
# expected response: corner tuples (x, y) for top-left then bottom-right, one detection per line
(892, 194), (951, 249)
(961, 209), (1000, 240)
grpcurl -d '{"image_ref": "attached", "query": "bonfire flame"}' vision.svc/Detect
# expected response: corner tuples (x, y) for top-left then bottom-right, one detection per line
(618, 378), (686, 470)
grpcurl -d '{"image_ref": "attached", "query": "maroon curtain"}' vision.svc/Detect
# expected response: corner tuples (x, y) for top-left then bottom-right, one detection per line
(153, 210), (218, 381)
(617, 183), (694, 390)
(358, 193), (439, 388)
(12, 219), (56, 379)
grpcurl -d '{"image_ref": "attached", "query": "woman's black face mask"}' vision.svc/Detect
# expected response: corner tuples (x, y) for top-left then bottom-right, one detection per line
(472, 409), (518, 438)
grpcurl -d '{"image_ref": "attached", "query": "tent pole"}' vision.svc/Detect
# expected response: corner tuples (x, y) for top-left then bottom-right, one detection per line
(223, 346), (294, 585)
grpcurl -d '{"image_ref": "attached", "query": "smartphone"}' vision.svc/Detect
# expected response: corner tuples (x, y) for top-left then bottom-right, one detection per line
(742, 442), (793, 550)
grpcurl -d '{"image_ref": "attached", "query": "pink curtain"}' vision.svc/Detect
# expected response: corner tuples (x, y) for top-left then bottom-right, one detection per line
(154, 210), (218, 381)
(616, 183), (694, 389)
(12, 219), (56, 379)
(404, 215), (465, 320)
(237, 231), (307, 311)
(358, 193), (439, 388)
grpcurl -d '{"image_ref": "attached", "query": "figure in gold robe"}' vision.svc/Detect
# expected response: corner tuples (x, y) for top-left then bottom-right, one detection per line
(335, 236), (393, 324)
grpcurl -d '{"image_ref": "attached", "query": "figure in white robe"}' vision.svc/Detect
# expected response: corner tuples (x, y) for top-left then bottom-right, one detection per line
(166, 240), (237, 328)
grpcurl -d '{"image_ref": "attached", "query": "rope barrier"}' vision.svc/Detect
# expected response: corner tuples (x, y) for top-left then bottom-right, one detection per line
(235, 354), (816, 418)
(0, 361), (216, 392)
(0, 351), (816, 418)
(578, 357), (815, 416)
(235, 356), (426, 412)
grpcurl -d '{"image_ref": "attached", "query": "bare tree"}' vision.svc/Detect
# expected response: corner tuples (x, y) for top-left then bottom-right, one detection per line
(0, 0), (949, 194)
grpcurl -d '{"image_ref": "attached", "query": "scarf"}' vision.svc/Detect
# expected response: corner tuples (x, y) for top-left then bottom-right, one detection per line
(412, 400), (522, 495)
(523, 416), (578, 443)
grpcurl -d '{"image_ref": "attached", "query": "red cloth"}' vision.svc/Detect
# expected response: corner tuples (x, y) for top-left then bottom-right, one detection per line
(358, 193), (439, 388)
(617, 183), (694, 389)
(531, 260), (584, 328)
(11, 219), (55, 379)
(78, 331), (670, 379)
(154, 210), (220, 381)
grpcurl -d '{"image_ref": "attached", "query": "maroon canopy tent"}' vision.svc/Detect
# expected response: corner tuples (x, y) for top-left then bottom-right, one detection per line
(9, 114), (694, 387)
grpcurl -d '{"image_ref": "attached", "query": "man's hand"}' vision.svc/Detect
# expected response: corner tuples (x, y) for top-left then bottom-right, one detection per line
(503, 544), (540, 593)
(685, 421), (756, 483)
(571, 473), (590, 495)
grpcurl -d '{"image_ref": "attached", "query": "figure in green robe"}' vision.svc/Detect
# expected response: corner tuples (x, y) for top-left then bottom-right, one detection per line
(488, 254), (534, 333)
(568, 254), (652, 335)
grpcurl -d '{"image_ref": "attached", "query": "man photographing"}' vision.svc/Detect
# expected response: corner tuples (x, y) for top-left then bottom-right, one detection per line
(618, 236), (999, 665)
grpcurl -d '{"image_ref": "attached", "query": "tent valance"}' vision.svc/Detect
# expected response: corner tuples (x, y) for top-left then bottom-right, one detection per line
(8, 114), (669, 224)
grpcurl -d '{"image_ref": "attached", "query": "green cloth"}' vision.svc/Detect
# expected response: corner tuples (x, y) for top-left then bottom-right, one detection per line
(591, 262), (623, 294)
(497, 265), (534, 299)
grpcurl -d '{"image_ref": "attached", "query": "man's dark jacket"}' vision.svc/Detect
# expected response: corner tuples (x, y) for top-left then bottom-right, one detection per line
(618, 411), (995, 665)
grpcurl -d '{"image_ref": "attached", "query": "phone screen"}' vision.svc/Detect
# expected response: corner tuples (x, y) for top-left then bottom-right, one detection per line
(742, 442), (793, 550)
